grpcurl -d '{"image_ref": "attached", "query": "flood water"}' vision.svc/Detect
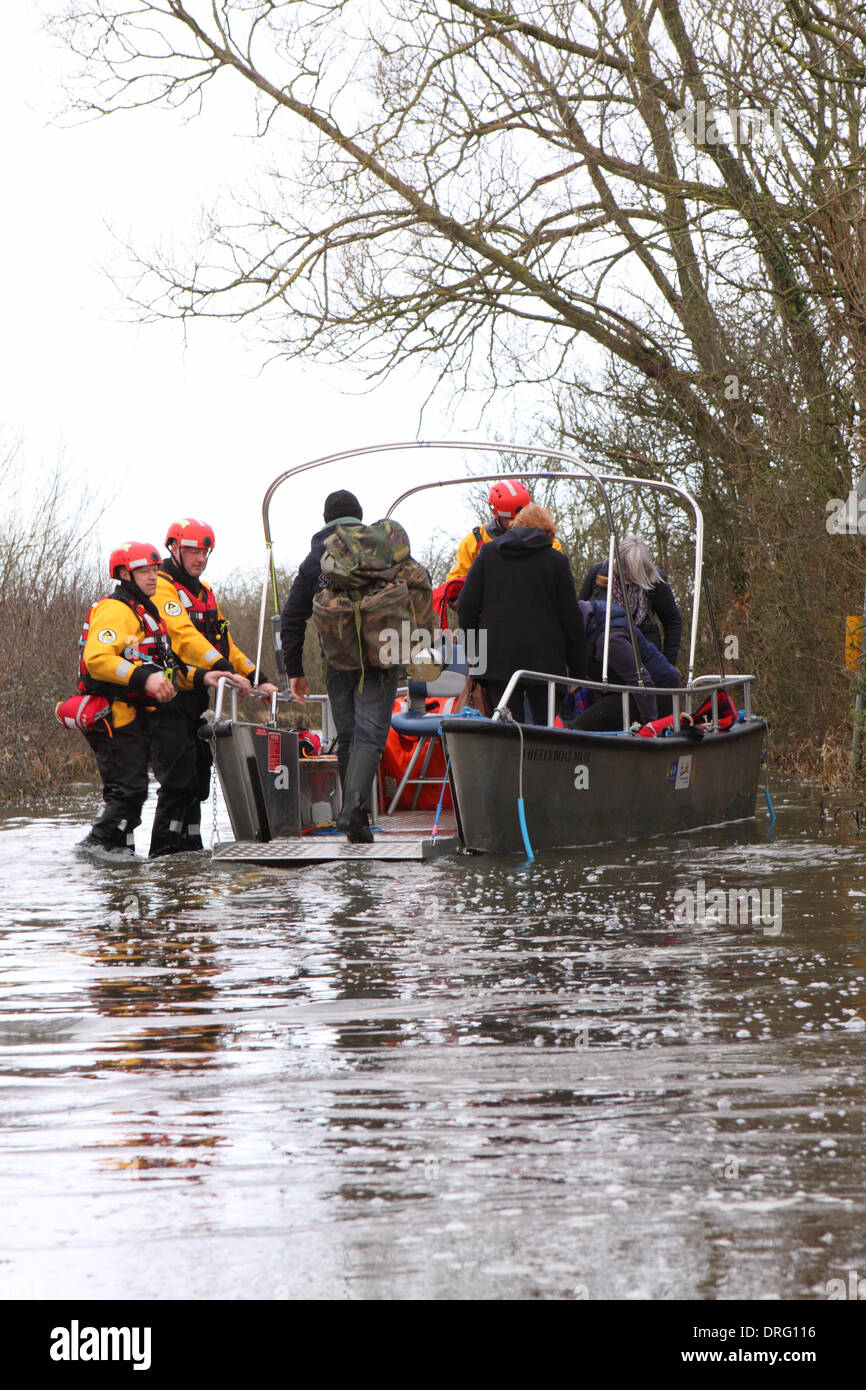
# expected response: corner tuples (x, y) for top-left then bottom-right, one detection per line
(1, 779), (865, 1302)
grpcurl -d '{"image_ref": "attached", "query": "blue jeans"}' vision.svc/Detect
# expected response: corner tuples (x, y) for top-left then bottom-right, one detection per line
(326, 667), (399, 784)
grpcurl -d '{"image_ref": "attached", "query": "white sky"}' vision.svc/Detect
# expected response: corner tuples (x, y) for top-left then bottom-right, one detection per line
(1, 3), (499, 586)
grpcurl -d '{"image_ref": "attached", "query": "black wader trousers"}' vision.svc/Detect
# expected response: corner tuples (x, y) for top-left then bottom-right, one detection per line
(85, 705), (201, 857)
(150, 690), (212, 852)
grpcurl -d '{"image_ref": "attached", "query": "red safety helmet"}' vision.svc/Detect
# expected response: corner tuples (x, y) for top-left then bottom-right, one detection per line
(109, 541), (161, 578)
(165, 518), (215, 551)
(489, 479), (531, 520)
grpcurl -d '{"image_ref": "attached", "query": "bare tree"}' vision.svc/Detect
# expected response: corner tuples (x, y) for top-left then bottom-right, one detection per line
(47, 3), (862, 458)
(0, 446), (102, 800)
(47, 0), (866, 756)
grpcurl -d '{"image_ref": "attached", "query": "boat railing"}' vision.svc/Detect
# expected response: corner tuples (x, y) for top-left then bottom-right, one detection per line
(492, 669), (757, 734)
(212, 679), (339, 745)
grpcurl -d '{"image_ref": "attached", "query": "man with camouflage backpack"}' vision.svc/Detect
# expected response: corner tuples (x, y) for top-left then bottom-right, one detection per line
(280, 491), (433, 843)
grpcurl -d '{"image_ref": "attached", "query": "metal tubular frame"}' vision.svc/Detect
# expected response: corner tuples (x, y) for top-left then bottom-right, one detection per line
(213, 679), (337, 746)
(491, 668), (756, 734)
(384, 463), (704, 685)
(251, 440), (720, 753)
(255, 441), (705, 688)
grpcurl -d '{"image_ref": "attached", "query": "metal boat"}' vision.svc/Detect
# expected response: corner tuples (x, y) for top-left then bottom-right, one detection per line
(209, 441), (767, 864)
(207, 682), (460, 862)
(442, 694), (763, 855)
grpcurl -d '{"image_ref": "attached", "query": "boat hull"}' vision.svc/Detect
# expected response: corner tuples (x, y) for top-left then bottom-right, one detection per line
(441, 717), (766, 854)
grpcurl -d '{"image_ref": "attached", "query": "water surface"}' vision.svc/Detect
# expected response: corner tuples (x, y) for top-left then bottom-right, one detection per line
(1, 781), (864, 1300)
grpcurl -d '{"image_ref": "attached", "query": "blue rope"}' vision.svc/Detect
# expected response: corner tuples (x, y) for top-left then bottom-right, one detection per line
(512, 718), (535, 861)
(517, 795), (535, 861)
(762, 724), (775, 828)
(431, 737), (451, 840)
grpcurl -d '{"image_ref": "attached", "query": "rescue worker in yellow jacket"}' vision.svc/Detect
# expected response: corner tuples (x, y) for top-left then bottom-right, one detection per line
(445, 480), (562, 586)
(78, 542), (248, 859)
(154, 518), (279, 851)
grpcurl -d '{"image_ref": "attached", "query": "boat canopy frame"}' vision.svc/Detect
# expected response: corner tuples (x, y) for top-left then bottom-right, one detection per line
(255, 439), (706, 689)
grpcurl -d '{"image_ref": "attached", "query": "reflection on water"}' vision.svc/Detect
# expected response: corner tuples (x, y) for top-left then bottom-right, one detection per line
(0, 782), (864, 1299)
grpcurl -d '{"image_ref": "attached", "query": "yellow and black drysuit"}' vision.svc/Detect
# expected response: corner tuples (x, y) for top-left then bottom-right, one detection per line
(445, 522), (562, 584)
(80, 578), (231, 857)
(153, 557), (267, 849)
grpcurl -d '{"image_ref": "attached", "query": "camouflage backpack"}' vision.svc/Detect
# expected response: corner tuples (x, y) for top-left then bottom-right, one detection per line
(320, 519), (410, 591)
(312, 521), (438, 680)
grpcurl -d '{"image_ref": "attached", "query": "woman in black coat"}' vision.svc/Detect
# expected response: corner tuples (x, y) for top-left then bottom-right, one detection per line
(579, 534), (682, 666)
(457, 504), (586, 724)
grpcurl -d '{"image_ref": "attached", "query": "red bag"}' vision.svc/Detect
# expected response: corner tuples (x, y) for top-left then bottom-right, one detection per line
(432, 578), (464, 626)
(55, 694), (112, 732)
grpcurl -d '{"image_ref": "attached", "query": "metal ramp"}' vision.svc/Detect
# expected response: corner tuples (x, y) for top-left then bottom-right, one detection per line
(211, 810), (460, 864)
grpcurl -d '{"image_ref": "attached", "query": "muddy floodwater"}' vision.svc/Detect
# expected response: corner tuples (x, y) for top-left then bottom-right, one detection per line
(1, 779), (864, 1302)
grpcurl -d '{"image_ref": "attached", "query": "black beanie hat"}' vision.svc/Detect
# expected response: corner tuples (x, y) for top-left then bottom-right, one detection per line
(323, 490), (363, 523)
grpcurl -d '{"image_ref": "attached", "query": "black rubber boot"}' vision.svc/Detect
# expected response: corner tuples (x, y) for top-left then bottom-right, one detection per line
(335, 748), (380, 844)
(148, 831), (188, 859)
(78, 832), (135, 861)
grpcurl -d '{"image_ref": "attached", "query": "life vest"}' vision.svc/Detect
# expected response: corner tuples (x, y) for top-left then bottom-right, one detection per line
(637, 689), (738, 737)
(160, 568), (230, 657)
(380, 695), (453, 812)
(78, 590), (179, 703)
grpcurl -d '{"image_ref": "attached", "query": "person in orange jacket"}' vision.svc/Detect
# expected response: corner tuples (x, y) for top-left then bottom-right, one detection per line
(77, 541), (248, 859)
(155, 518), (279, 850)
(444, 479), (563, 594)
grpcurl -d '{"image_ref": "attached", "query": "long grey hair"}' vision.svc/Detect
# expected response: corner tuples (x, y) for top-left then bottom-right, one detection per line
(608, 535), (661, 624)
(617, 535), (661, 589)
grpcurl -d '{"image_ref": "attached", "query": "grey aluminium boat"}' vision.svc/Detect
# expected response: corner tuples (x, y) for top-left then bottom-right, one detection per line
(209, 439), (766, 863)
(441, 687), (764, 856)
(384, 443), (767, 856)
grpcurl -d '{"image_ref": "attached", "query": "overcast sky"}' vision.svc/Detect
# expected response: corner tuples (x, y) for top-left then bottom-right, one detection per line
(1, 3), (499, 585)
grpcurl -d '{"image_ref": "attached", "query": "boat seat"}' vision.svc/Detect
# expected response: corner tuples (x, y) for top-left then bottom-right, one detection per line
(408, 668), (466, 701)
(405, 641), (468, 711)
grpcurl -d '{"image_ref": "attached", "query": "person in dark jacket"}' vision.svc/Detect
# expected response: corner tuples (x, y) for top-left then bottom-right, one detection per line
(579, 535), (682, 666)
(457, 503), (586, 724)
(564, 599), (680, 731)
(280, 490), (399, 843)
(280, 489), (365, 693)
